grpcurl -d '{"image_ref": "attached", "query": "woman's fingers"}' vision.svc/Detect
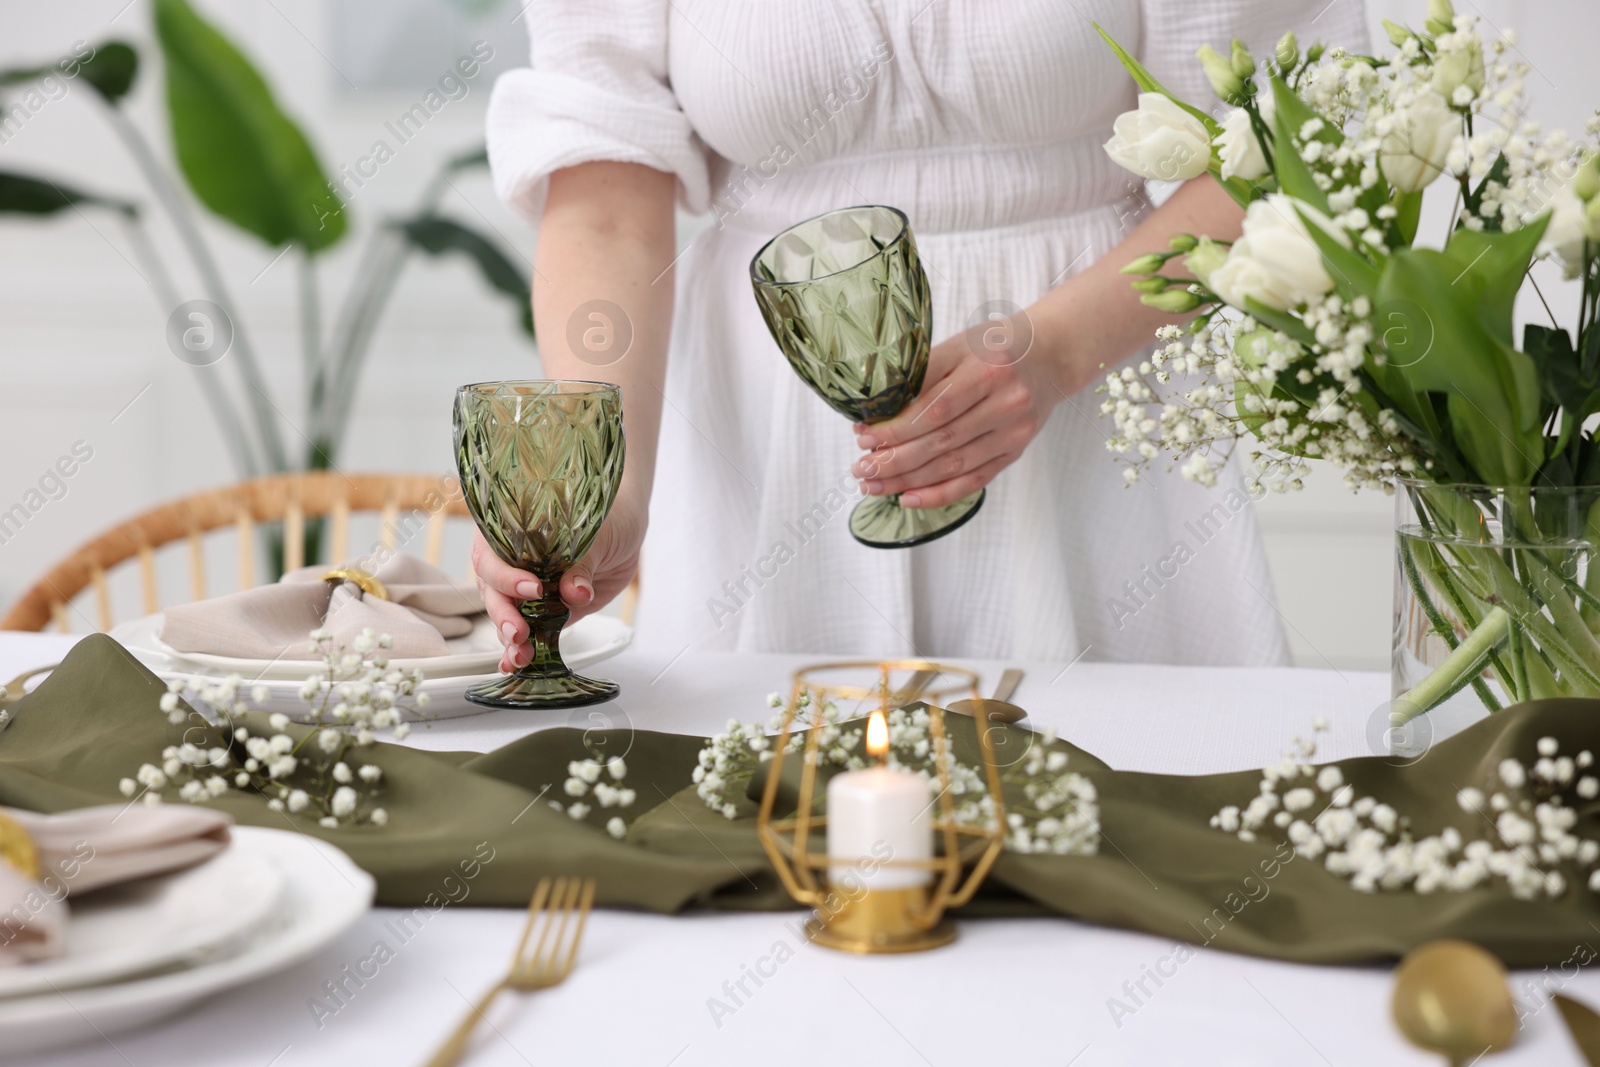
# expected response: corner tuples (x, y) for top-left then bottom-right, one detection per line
(854, 400), (990, 484)
(471, 530), (536, 660)
(900, 452), (1016, 510)
(855, 343), (984, 451)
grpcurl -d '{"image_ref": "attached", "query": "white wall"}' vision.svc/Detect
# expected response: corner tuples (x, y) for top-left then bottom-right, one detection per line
(0, 0), (1594, 668)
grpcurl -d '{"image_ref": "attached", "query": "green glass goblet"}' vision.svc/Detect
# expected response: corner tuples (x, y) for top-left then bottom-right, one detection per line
(750, 204), (983, 548)
(453, 380), (625, 709)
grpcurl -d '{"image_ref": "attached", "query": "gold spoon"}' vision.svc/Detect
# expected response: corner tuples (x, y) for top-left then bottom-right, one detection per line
(946, 667), (1027, 724)
(0, 664), (56, 711)
(1392, 940), (1516, 1066)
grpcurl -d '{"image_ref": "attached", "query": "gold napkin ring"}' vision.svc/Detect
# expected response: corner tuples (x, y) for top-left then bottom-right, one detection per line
(0, 812), (39, 880)
(321, 567), (390, 601)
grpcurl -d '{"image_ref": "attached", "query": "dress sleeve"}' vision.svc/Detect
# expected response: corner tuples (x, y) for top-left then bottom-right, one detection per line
(486, 1), (712, 222)
(1137, 0), (1371, 109)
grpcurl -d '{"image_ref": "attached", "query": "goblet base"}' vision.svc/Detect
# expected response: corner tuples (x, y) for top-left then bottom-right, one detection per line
(464, 669), (619, 710)
(848, 488), (984, 549)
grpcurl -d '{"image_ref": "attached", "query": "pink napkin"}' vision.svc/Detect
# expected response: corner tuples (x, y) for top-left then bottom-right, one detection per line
(0, 804), (232, 967)
(160, 552), (484, 661)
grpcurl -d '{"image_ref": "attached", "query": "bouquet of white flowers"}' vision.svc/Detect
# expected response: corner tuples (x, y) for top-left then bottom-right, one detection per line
(1097, 1), (1600, 725)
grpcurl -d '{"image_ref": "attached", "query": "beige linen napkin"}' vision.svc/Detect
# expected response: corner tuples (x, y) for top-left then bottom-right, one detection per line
(0, 804), (232, 966)
(160, 552), (484, 660)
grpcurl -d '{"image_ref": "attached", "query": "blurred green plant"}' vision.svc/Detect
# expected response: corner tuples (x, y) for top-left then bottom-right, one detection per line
(0, 0), (533, 489)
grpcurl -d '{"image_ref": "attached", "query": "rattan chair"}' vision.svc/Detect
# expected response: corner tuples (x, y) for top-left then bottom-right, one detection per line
(0, 471), (636, 633)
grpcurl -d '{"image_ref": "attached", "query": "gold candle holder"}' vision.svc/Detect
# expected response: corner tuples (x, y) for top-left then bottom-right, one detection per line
(755, 660), (1007, 954)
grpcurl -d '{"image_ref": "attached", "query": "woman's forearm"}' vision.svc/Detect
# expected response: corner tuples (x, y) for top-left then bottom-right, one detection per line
(1032, 176), (1245, 395)
(534, 163), (678, 505)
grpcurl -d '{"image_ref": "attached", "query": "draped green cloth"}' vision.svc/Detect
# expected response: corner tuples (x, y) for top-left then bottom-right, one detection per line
(3, 635), (1598, 966)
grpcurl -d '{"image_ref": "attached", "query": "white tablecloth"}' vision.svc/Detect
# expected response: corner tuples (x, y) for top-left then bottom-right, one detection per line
(1, 633), (1591, 1067)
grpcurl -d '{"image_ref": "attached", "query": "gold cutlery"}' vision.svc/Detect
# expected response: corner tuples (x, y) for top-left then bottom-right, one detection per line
(887, 668), (938, 710)
(1555, 994), (1600, 1066)
(0, 664), (57, 712)
(947, 667), (1027, 723)
(1391, 939), (1516, 1066)
(423, 876), (596, 1067)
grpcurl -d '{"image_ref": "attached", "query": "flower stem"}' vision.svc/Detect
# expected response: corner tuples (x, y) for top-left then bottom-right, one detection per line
(1391, 606), (1510, 726)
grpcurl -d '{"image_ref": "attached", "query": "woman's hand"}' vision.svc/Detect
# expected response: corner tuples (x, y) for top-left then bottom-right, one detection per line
(851, 314), (1069, 508)
(472, 495), (647, 672)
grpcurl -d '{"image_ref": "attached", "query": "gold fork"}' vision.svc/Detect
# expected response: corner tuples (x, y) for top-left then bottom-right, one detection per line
(423, 877), (596, 1067)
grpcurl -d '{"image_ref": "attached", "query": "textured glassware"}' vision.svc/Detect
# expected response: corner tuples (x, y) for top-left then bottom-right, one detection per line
(1392, 481), (1600, 736)
(750, 205), (984, 548)
(453, 380), (625, 709)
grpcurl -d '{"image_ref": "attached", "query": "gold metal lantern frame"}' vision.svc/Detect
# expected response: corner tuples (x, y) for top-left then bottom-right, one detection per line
(755, 660), (1008, 954)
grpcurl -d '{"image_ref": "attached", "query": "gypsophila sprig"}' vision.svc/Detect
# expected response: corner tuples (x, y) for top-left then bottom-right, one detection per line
(1211, 724), (1600, 899)
(120, 627), (427, 828)
(547, 751), (638, 838)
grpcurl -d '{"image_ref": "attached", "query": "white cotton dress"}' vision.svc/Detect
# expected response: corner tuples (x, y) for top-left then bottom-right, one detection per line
(486, 0), (1370, 664)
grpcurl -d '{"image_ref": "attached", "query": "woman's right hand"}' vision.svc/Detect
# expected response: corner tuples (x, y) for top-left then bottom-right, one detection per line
(472, 495), (647, 672)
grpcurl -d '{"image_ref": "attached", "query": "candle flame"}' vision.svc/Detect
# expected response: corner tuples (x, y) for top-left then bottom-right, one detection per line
(866, 708), (889, 758)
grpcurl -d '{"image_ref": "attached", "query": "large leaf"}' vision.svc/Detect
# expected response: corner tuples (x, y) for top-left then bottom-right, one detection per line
(1525, 324), (1599, 457)
(0, 170), (134, 216)
(154, 0), (344, 252)
(396, 216), (534, 338)
(1270, 78), (1330, 212)
(79, 41), (139, 101)
(1442, 217), (1548, 347)
(1377, 248), (1542, 483)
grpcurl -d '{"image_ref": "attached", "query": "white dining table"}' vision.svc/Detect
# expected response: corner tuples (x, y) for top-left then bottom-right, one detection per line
(2, 631), (1595, 1067)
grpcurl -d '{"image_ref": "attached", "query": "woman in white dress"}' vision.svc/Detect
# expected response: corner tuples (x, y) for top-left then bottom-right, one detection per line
(476, 0), (1368, 668)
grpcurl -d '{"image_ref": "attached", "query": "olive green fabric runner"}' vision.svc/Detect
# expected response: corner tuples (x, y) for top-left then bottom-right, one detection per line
(4, 635), (1599, 966)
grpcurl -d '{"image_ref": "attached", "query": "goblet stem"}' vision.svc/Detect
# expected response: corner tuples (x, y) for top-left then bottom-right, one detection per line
(521, 590), (569, 674)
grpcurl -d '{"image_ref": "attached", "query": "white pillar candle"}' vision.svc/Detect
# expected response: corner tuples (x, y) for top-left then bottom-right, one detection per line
(826, 765), (933, 890)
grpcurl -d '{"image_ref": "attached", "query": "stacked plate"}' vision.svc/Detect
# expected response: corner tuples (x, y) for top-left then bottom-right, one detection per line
(0, 827), (373, 1057)
(110, 612), (633, 719)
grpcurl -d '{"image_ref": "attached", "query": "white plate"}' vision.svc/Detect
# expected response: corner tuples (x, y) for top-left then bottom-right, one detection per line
(0, 843), (284, 1000)
(111, 613), (634, 720)
(111, 614), (505, 681)
(0, 826), (373, 1058)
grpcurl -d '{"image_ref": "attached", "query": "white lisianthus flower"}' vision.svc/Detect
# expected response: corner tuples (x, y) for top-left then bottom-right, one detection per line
(1209, 194), (1344, 312)
(1377, 91), (1461, 192)
(1217, 106), (1269, 182)
(1540, 184), (1597, 279)
(1104, 93), (1211, 181)
(1430, 37), (1484, 100)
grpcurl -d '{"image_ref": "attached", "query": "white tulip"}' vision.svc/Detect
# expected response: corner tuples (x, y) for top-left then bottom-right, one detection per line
(1377, 91), (1461, 193)
(1208, 194), (1344, 312)
(1217, 107), (1269, 182)
(1104, 93), (1211, 182)
(1540, 183), (1597, 279)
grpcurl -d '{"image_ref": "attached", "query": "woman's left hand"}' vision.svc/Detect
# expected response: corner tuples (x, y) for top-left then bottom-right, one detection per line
(850, 314), (1068, 508)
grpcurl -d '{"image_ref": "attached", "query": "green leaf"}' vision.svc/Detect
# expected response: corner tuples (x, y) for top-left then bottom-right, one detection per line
(1525, 324), (1599, 456)
(1092, 23), (1221, 136)
(154, 0), (344, 252)
(1269, 79), (1330, 212)
(1442, 217), (1548, 347)
(1391, 190), (1423, 246)
(79, 41), (139, 102)
(1240, 297), (1316, 346)
(1377, 248), (1542, 483)
(396, 216), (534, 338)
(0, 170), (134, 216)
(1294, 205), (1379, 297)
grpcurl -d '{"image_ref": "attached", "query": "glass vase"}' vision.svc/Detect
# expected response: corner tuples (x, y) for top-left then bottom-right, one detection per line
(1392, 480), (1600, 727)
